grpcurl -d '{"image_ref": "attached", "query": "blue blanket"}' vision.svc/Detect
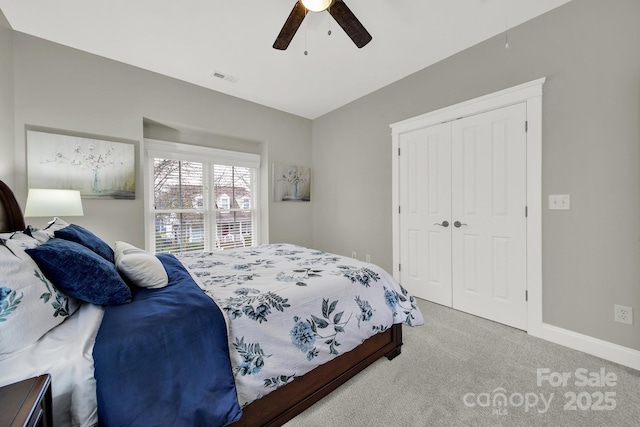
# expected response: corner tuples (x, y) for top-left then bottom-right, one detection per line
(93, 254), (242, 427)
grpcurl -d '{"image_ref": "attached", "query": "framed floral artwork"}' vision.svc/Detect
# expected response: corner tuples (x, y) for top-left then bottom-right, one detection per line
(273, 164), (311, 202)
(27, 129), (135, 199)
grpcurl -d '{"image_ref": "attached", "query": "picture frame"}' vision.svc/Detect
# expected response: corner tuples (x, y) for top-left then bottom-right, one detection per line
(273, 164), (311, 202)
(27, 129), (136, 199)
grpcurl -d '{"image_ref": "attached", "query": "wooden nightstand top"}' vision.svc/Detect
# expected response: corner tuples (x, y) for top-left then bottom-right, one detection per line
(0, 374), (51, 427)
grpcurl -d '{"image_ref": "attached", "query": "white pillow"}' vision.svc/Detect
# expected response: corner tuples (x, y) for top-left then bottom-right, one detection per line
(0, 231), (79, 355)
(114, 241), (168, 289)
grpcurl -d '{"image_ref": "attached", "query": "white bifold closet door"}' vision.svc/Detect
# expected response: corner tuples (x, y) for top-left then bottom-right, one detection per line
(399, 102), (528, 330)
(399, 121), (453, 307)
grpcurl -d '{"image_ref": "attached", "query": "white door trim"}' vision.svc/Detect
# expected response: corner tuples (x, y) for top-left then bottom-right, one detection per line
(391, 77), (545, 336)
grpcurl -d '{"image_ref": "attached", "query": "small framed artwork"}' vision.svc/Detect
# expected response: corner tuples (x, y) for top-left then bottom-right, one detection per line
(27, 129), (136, 199)
(273, 164), (311, 202)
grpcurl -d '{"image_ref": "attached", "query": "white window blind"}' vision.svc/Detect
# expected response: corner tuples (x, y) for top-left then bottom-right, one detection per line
(213, 165), (256, 249)
(146, 140), (260, 254)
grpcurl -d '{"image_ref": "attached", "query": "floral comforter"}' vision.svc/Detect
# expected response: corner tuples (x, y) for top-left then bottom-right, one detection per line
(177, 244), (424, 407)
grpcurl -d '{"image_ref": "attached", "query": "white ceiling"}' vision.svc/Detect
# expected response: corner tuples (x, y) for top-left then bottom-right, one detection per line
(0, 0), (571, 119)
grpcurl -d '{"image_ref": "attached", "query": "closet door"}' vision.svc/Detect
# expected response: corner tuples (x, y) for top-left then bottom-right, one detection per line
(398, 122), (452, 305)
(451, 103), (528, 330)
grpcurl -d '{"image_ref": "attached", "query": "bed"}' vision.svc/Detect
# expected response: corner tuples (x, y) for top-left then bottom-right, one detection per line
(0, 179), (423, 426)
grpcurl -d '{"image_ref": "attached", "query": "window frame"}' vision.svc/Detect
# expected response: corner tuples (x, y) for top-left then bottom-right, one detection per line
(144, 139), (261, 253)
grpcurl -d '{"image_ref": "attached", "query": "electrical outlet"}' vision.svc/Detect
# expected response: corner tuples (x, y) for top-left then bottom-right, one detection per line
(614, 304), (633, 325)
(365, 254), (371, 263)
(351, 251), (357, 259)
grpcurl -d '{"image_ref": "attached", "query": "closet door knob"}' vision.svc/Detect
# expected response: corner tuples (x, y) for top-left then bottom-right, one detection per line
(454, 221), (467, 228)
(434, 221), (449, 227)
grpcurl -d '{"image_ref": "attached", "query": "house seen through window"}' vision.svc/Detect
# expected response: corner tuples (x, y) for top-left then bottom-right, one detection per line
(149, 145), (259, 253)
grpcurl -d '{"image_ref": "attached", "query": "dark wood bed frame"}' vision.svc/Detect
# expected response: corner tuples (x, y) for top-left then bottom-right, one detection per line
(0, 179), (403, 427)
(232, 325), (402, 426)
(0, 180), (26, 234)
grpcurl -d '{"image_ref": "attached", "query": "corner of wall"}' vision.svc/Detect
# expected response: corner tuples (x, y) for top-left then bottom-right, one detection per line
(0, 9), (15, 188)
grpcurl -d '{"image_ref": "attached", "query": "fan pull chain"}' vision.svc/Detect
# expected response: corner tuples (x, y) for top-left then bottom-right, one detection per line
(328, 6), (332, 36)
(504, 0), (510, 49)
(304, 20), (309, 55)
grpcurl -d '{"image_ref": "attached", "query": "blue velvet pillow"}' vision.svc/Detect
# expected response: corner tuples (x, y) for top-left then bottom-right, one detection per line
(55, 224), (115, 263)
(26, 239), (131, 305)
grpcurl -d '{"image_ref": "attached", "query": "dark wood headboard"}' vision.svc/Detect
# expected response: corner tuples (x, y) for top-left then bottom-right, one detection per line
(0, 180), (26, 233)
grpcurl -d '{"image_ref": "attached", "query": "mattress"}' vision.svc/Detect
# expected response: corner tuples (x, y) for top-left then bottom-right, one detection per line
(0, 302), (104, 427)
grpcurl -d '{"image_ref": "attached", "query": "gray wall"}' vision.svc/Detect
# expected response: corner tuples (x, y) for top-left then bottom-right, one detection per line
(0, 10), (14, 187)
(7, 32), (312, 249)
(312, 0), (640, 350)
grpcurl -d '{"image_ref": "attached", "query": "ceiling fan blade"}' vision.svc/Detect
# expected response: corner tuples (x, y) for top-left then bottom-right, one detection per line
(273, 1), (307, 50)
(329, 0), (372, 48)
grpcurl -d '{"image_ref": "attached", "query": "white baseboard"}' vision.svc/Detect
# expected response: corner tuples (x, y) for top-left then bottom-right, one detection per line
(540, 323), (640, 371)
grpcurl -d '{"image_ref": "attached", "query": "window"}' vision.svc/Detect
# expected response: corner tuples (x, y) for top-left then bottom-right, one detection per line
(239, 195), (251, 209)
(152, 159), (205, 253)
(213, 165), (255, 249)
(218, 194), (230, 210)
(146, 140), (260, 254)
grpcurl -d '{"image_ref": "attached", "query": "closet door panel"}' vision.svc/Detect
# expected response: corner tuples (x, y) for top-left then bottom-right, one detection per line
(399, 123), (452, 305)
(451, 103), (528, 330)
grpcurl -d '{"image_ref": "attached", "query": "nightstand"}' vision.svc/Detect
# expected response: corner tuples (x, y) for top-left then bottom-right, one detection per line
(0, 374), (52, 427)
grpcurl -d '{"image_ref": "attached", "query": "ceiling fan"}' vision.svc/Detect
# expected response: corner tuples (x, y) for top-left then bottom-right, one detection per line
(273, 0), (372, 50)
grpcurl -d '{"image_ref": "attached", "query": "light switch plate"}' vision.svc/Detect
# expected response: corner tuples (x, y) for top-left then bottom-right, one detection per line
(549, 194), (570, 210)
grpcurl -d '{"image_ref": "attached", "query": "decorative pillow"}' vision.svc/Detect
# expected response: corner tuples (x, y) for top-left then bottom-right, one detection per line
(0, 231), (80, 355)
(23, 225), (54, 244)
(54, 223), (114, 263)
(37, 217), (71, 242)
(26, 239), (131, 306)
(114, 241), (169, 289)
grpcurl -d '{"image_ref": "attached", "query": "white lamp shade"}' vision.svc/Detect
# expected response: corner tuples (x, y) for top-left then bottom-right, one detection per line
(24, 188), (84, 218)
(301, 0), (332, 12)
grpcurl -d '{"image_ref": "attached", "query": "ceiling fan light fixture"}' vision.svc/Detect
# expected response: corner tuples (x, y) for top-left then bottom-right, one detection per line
(273, 0), (371, 50)
(301, 0), (332, 12)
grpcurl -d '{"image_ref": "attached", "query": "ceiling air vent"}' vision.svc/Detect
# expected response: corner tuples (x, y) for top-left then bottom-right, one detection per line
(211, 70), (239, 83)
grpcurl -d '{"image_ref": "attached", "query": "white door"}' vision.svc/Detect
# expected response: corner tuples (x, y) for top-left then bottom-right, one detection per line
(398, 103), (527, 330)
(398, 122), (452, 306)
(451, 103), (528, 330)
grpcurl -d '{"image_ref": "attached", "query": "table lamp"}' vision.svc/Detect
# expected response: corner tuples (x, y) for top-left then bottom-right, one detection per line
(24, 188), (84, 218)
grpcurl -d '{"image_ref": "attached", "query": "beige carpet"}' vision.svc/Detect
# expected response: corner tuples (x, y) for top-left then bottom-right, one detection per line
(285, 298), (640, 426)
